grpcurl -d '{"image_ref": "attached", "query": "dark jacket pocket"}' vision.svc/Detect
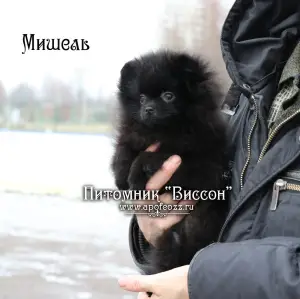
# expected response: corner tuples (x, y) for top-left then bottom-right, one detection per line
(262, 171), (300, 238)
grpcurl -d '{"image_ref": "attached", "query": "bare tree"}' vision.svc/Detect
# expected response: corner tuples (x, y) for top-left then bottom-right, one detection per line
(160, 16), (186, 51)
(191, 0), (231, 91)
(9, 83), (38, 123)
(41, 77), (75, 123)
(73, 68), (88, 125)
(159, 1), (187, 51)
(159, 0), (232, 93)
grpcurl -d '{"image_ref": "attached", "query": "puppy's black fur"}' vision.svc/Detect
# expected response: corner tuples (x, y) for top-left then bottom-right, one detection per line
(111, 50), (229, 275)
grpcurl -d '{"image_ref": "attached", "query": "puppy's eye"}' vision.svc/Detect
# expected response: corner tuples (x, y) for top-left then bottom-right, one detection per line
(140, 94), (146, 104)
(161, 92), (175, 102)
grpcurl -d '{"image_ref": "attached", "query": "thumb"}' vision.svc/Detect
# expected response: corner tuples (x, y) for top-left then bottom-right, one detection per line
(118, 275), (154, 293)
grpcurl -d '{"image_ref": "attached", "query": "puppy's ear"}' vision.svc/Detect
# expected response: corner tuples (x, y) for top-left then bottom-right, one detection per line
(173, 53), (210, 88)
(174, 53), (198, 75)
(120, 60), (138, 81)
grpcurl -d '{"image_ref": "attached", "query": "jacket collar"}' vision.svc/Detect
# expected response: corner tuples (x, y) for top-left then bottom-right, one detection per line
(279, 42), (300, 85)
(221, 0), (300, 95)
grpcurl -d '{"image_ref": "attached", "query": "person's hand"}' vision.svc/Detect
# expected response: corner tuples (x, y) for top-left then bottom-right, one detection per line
(136, 143), (196, 246)
(118, 265), (190, 299)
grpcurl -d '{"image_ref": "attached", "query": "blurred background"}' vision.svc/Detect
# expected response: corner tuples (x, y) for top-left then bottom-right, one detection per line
(0, 0), (233, 298)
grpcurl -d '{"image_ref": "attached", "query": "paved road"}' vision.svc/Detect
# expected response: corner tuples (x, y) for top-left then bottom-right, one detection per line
(0, 193), (138, 299)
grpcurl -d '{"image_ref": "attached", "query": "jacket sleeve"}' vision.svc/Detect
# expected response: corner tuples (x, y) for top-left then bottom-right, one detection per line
(128, 214), (156, 274)
(188, 237), (300, 299)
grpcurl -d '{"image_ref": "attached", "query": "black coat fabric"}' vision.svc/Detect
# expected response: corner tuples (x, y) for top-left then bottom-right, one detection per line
(128, 0), (300, 298)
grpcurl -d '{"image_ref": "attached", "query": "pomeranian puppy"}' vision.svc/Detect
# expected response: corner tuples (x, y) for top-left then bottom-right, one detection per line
(111, 50), (229, 275)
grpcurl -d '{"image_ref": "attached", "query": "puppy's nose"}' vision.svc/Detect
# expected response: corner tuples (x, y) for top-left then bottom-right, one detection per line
(145, 107), (154, 114)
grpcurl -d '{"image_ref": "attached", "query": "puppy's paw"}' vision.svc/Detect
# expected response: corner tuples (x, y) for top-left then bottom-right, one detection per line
(142, 160), (160, 178)
(143, 152), (172, 178)
(127, 154), (148, 190)
(128, 152), (172, 190)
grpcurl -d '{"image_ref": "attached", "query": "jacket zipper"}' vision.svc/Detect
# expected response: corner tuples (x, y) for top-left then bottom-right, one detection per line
(257, 109), (300, 162)
(218, 84), (300, 241)
(271, 178), (300, 210)
(240, 85), (259, 189)
(218, 84), (259, 241)
(257, 108), (300, 210)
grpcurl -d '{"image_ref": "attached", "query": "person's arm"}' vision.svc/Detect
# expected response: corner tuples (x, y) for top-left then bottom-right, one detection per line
(188, 236), (300, 299)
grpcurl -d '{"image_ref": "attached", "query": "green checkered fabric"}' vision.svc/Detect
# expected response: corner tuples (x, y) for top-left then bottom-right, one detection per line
(267, 43), (300, 133)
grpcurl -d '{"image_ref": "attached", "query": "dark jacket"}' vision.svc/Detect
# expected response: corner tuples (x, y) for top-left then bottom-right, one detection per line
(128, 0), (300, 298)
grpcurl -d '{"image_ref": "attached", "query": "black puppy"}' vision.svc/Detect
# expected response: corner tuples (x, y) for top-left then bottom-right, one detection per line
(111, 50), (229, 275)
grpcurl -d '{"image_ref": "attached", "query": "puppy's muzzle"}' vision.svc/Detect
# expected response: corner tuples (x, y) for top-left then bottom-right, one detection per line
(145, 106), (154, 115)
(141, 104), (156, 121)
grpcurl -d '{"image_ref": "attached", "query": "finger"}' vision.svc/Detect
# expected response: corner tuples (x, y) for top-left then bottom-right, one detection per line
(158, 193), (175, 205)
(159, 194), (199, 207)
(146, 155), (181, 190)
(118, 275), (153, 293)
(145, 143), (160, 152)
(157, 213), (185, 229)
(159, 193), (198, 208)
(178, 199), (198, 206)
